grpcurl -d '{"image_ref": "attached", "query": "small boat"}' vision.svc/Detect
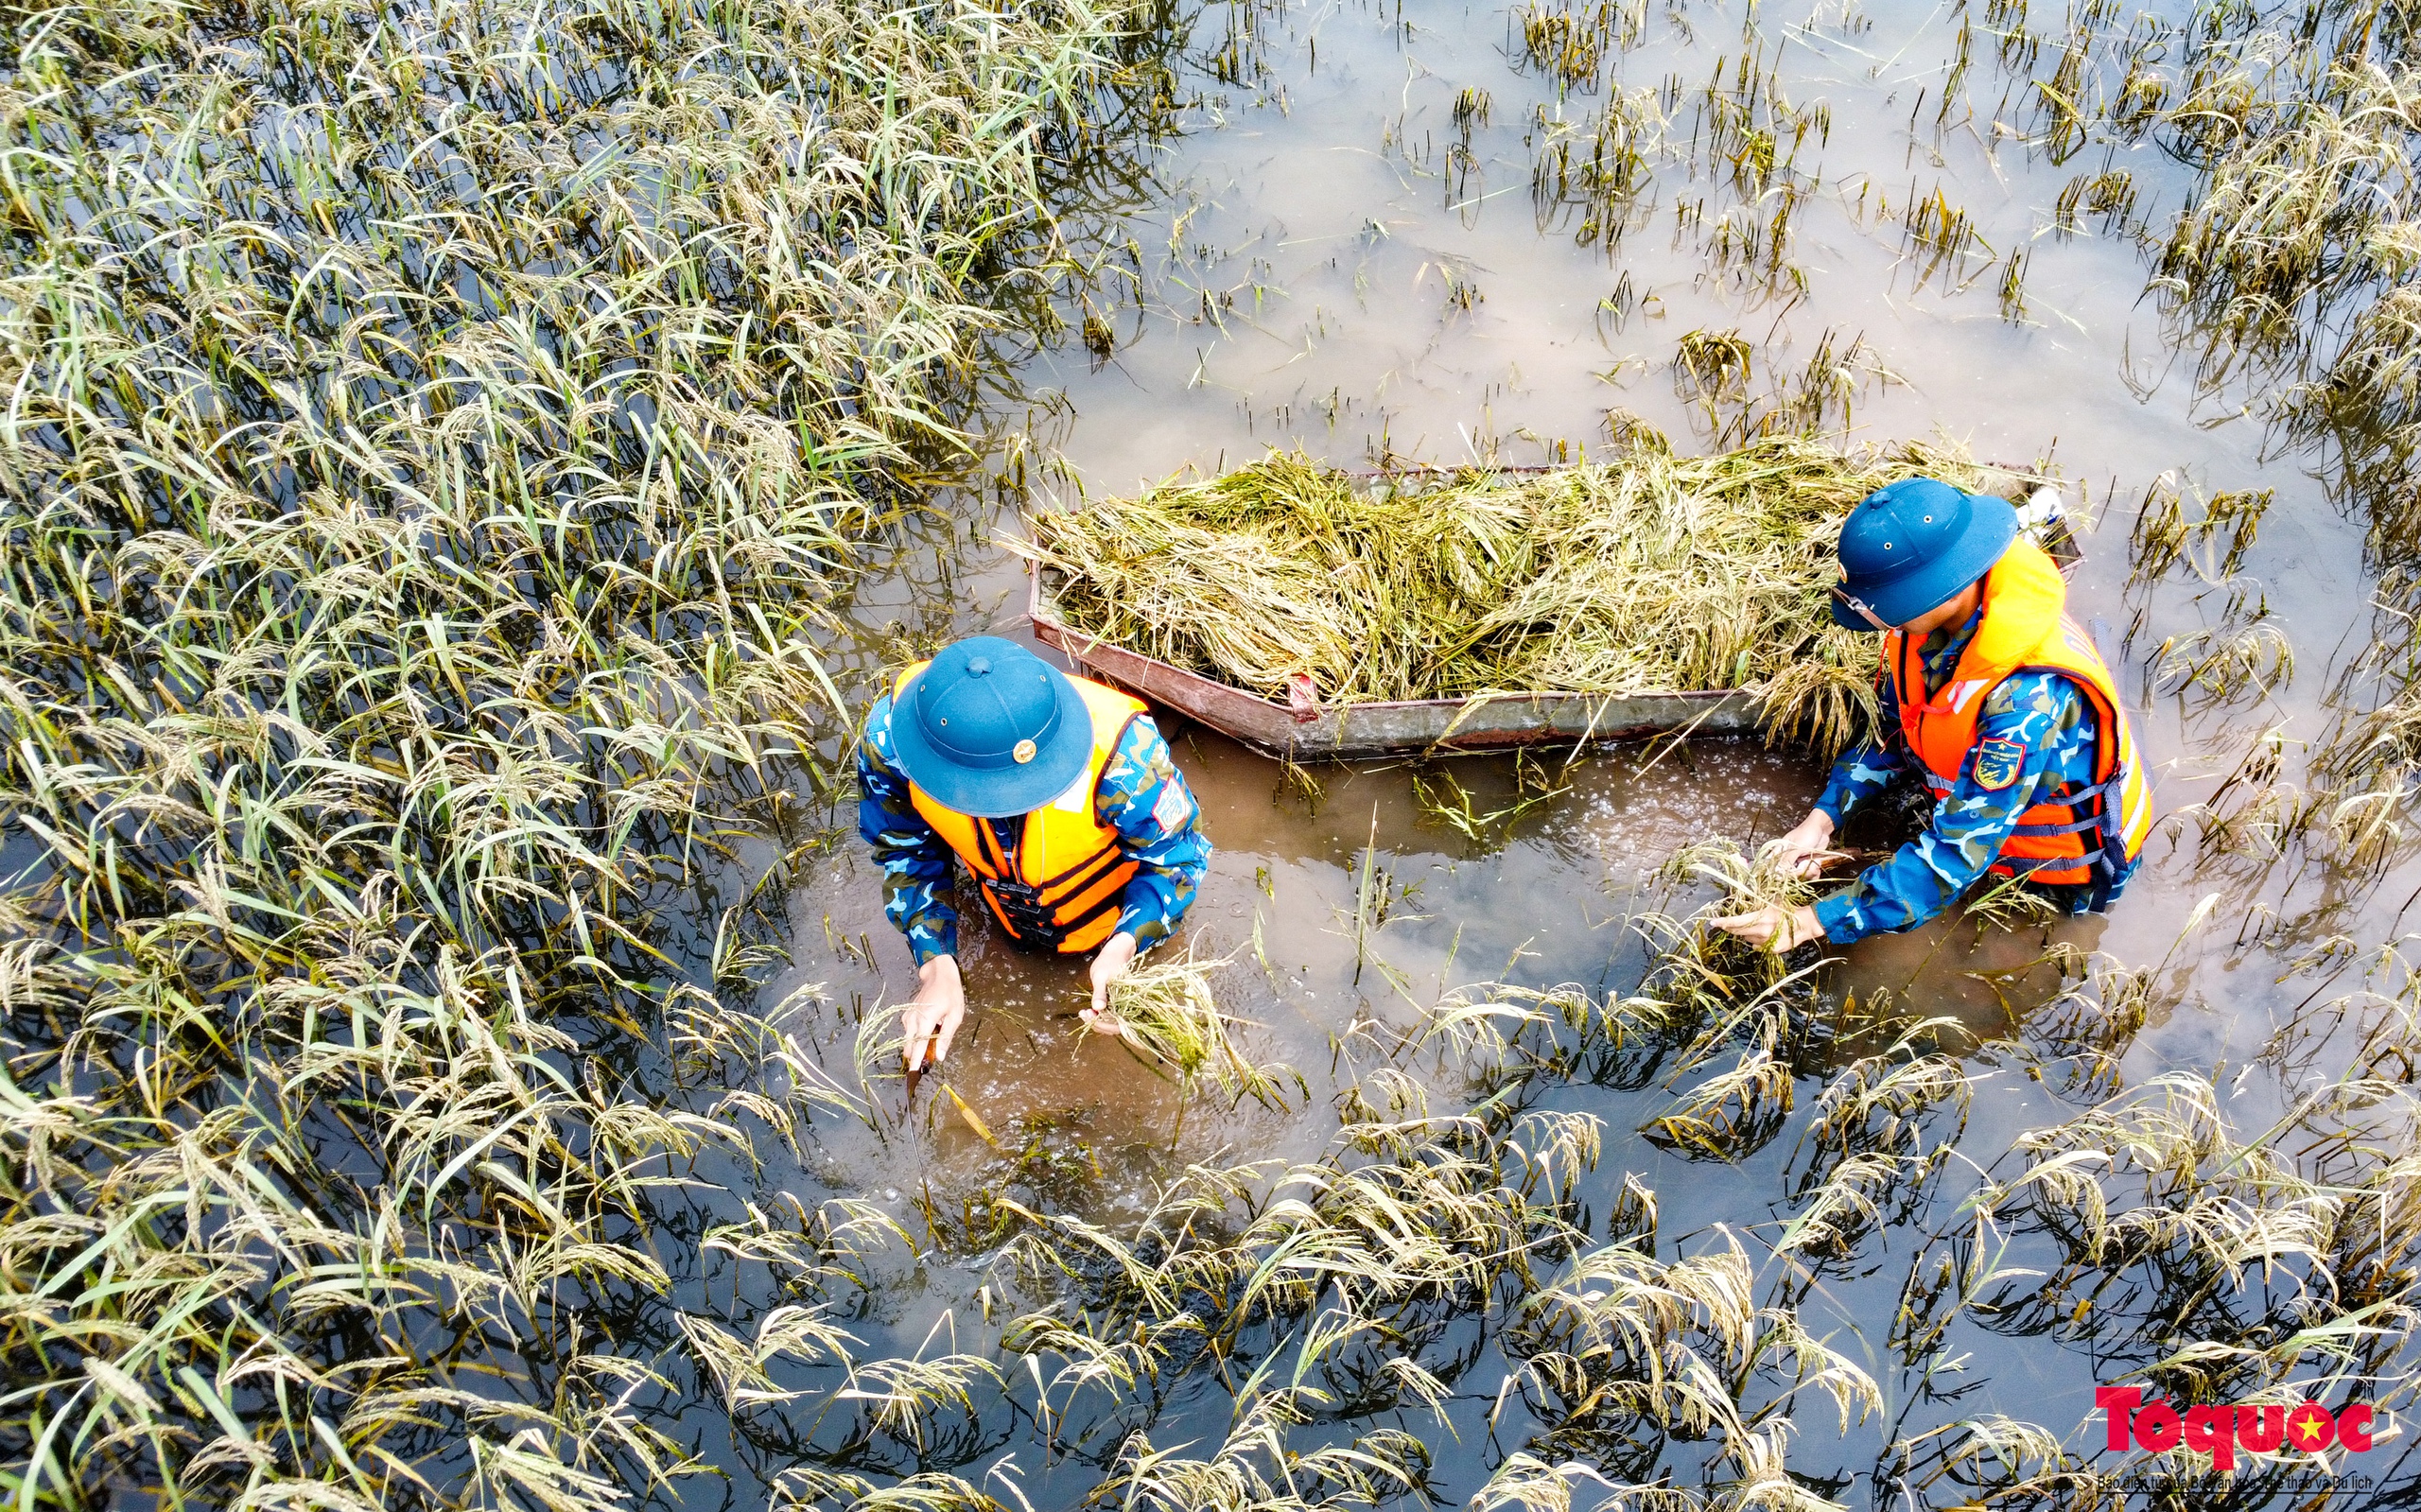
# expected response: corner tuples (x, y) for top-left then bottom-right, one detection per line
(1026, 475), (2078, 763)
(1031, 564), (1759, 760)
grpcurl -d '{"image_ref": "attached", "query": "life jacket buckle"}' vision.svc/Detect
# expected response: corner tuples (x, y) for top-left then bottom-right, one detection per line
(984, 877), (1060, 941)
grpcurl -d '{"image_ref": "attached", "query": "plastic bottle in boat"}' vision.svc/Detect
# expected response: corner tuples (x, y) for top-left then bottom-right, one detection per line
(2016, 484), (2075, 562)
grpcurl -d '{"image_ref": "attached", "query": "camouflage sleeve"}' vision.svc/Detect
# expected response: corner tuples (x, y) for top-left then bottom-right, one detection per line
(1814, 664), (1905, 822)
(1093, 714), (1211, 955)
(1813, 671), (2096, 944)
(855, 694), (959, 965)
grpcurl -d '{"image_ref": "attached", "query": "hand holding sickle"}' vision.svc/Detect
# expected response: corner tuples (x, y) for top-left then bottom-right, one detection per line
(898, 932), (1143, 1097)
(899, 953), (964, 1099)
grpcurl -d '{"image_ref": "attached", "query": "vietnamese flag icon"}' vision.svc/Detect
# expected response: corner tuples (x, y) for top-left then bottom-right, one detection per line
(2285, 1402), (2336, 1452)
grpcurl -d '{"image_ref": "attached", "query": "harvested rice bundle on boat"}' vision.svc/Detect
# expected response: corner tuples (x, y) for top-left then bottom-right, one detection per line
(1019, 435), (2013, 756)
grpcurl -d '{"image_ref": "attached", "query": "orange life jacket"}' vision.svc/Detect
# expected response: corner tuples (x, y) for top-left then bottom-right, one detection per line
(1884, 538), (2154, 899)
(894, 662), (1146, 953)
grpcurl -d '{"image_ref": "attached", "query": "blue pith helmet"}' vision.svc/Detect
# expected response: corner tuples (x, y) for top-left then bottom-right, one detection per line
(887, 636), (1095, 816)
(1830, 477), (2019, 630)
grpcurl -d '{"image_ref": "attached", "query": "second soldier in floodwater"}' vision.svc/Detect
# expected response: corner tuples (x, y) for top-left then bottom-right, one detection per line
(1715, 478), (2155, 951)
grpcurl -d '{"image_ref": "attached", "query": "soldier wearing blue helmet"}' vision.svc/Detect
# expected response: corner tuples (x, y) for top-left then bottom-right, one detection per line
(857, 636), (1211, 1071)
(1716, 478), (2153, 951)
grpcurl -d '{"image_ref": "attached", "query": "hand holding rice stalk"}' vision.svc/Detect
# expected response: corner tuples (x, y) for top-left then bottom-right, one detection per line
(1084, 950), (1282, 1104)
(1666, 838), (1836, 958)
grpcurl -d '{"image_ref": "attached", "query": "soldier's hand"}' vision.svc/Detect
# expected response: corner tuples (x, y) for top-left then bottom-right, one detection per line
(1710, 903), (1827, 953)
(902, 953), (965, 1070)
(1083, 932), (1140, 1034)
(1772, 809), (1840, 879)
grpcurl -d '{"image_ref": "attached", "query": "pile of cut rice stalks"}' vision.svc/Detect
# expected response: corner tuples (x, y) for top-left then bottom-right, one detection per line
(1019, 434), (2037, 756)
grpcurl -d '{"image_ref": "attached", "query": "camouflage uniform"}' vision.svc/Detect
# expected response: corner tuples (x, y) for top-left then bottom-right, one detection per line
(856, 693), (1210, 964)
(1812, 608), (2137, 944)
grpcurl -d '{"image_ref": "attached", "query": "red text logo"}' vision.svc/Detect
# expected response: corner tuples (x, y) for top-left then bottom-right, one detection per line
(2099, 1387), (2377, 1471)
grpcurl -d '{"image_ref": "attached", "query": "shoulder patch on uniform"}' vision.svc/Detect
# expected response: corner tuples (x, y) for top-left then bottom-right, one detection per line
(1973, 737), (2026, 791)
(1150, 778), (1195, 835)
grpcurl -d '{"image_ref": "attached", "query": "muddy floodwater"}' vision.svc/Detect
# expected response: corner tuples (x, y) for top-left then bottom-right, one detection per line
(746, 0), (2409, 1504)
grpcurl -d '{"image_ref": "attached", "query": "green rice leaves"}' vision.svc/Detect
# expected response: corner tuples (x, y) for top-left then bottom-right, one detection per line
(0, 0), (1169, 1503)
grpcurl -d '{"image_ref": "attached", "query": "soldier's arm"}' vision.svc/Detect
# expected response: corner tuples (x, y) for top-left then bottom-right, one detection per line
(1094, 715), (1212, 954)
(1811, 674), (2075, 943)
(1814, 668), (1908, 824)
(856, 696), (960, 965)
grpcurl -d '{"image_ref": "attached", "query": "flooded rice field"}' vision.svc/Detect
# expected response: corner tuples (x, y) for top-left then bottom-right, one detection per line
(768, 0), (2421, 1506)
(10, 0), (2421, 1506)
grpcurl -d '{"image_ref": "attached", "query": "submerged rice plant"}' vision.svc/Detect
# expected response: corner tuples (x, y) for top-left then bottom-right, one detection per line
(1524, 37), (1822, 283)
(1518, 0), (1649, 90)
(1531, 87), (1666, 252)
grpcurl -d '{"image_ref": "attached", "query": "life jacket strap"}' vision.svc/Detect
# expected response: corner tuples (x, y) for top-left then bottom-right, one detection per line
(982, 872), (1128, 948)
(2088, 771), (2134, 910)
(1990, 769), (2132, 909)
(1992, 854), (2067, 878)
(2009, 813), (2102, 838)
